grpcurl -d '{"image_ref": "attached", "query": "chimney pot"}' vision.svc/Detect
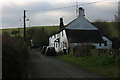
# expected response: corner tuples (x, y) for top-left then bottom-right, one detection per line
(60, 17), (64, 30)
(78, 7), (85, 17)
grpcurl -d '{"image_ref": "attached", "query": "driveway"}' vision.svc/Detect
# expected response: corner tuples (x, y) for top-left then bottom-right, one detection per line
(28, 49), (104, 79)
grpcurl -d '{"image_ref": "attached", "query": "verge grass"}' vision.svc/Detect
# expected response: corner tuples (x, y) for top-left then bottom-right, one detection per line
(58, 54), (119, 78)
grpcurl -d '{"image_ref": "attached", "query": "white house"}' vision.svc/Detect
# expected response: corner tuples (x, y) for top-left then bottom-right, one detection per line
(49, 29), (68, 53)
(49, 7), (112, 53)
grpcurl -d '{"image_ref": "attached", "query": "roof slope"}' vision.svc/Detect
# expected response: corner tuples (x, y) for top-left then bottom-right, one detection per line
(65, 16), (98, 30)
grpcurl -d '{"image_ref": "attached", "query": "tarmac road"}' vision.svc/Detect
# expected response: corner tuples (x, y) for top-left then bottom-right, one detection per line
(0, 55), (1, 80)
(28, 49), (104, 79)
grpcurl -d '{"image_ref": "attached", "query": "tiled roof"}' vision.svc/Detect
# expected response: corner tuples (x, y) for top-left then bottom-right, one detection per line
(65, 16), (98, 30)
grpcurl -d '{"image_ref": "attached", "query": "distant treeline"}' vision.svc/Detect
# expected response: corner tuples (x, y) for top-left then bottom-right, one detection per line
(93, 22), (120, 49)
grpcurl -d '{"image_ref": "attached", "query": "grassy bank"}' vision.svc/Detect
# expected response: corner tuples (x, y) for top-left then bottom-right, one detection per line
(58, 54), (119, 78)
(2, 26), (59, 37)
(2, 32), (30, 79)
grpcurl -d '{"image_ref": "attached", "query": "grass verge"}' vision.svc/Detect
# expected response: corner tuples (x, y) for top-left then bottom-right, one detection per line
(57, 54), (119, 78)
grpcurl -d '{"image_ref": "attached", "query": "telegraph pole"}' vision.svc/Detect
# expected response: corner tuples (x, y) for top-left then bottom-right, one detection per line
(24, 10), (26, 41)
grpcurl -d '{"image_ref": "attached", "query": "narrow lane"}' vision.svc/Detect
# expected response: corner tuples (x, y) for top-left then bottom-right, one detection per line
(0, 44), (2, 79)
(28, 49), (103, 78)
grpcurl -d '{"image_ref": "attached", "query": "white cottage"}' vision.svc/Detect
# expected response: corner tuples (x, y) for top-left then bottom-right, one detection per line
(49, 29), (68, 53)
(49, 7), (112, 53)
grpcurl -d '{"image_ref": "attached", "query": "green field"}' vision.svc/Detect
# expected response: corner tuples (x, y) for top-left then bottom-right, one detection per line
(2, 26), (59, 37)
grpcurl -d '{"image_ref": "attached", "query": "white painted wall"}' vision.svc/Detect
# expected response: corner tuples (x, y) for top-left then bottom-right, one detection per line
(59, 30), (68, 51)
(49, 30), (68, 52)
(49, 34), (59, 47)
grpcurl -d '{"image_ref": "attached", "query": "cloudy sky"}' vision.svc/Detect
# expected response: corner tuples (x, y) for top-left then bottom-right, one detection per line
(0, 0), (119, 29)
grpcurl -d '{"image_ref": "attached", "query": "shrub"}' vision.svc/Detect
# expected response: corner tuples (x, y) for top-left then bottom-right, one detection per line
(2, 32), (29, 79)
(26, 28), (49, 48)
(73, 44), (95, 56)
(90, 49), (100, 56)
(57, 51), (64, 55)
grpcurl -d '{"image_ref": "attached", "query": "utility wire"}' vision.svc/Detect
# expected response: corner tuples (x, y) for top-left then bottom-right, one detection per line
(27, 0), (109, 12)
(25, 0), (109, 27)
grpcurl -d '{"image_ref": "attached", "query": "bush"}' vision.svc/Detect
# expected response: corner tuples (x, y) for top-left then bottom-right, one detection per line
(26, 28), (49, 49)
(90, 49), (119, 58)
(57, 51), (64, 55)
(73, 44), (95, 56)
(2, 32), (29, 79)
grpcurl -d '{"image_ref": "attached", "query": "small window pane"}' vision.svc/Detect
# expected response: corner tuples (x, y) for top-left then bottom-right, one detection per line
(99, 43), (101, 46)
(56, 43), (57, 48)
(62, 31), (64, 36)
(104, 41), (107, 46)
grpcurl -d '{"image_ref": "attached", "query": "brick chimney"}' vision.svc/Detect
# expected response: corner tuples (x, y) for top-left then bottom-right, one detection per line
(60, 17), (64, 30)
(78, 7), (85, 17)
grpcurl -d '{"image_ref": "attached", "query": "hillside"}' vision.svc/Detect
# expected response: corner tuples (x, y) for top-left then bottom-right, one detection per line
(2, 22), (120, 40)
(93, 22), (120, 40)
(2, 26), (59, 37)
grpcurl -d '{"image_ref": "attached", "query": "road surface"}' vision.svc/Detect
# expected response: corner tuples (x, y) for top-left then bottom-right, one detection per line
(28, 49), (104, 79)
(0, 41), (2, 79)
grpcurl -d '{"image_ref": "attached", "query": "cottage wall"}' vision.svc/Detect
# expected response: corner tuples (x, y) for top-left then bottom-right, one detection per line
(49, 34), (59, 49)
(49, 30), (68, 53)
(59, 30), (68, 52)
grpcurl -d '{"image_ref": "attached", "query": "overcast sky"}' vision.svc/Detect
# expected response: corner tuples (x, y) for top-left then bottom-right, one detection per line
(0, 0), (119, 29)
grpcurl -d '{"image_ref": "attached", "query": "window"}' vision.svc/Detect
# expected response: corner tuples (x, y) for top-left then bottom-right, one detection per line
(62, 31), (64, 36)
(65, 42), (67, 47)
(104, 41), (107, 46)
(63, 42), (64, 48)
(56, 43), (57, 48)
(54, 43), (55, 47)
(99, 43), (101, 46)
